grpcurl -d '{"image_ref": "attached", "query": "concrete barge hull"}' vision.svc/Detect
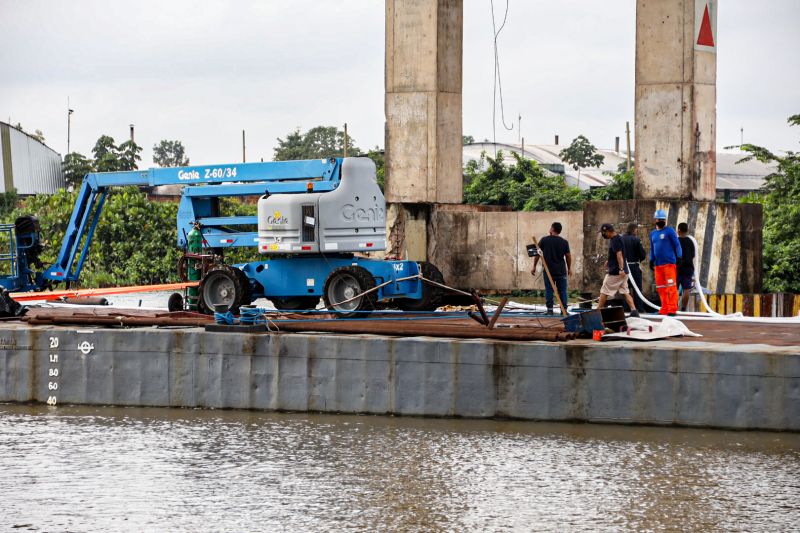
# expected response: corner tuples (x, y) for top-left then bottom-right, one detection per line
(0, 326), (798, 431)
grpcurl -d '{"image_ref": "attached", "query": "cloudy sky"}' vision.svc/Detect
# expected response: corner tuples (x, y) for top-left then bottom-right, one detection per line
(1, 0), (797, 166)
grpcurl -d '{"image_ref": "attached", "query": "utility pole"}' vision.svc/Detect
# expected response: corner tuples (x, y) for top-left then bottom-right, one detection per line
(129, 124), (135, 143)
(242, 130), (246, 163)
(518, 114), (522, 145)
(66, 99), (74, 154)
(740, 126), (744, 145)
(343, 123), (348, 157)
(625, 121), (632, 172)
(521, 136), (525, 158)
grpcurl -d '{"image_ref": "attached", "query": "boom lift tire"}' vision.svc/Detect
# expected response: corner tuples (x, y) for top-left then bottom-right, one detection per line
(393, 262), (445, 312)
(232, 267), (253, 308)
(271, 297), (320, 311)
(323, 266), (377, 318)
(199, 265), (250, 314)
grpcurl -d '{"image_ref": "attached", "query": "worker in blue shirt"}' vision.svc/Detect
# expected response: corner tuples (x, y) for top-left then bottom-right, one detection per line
(649, 209), (682, 315)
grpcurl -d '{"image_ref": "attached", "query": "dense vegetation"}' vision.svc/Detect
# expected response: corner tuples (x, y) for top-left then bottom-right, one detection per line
(739, 114), (800, 292)
(463, 150), (632, 211)
(2, 187), (180, 287)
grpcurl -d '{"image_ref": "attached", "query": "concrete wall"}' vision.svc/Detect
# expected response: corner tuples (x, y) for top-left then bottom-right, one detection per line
(1, 326), (797, 431)
(385, 0), (463, 204)
(635, 0), (717, 200)
(582, 200), (762, 297)
(429, 206), (584, 292)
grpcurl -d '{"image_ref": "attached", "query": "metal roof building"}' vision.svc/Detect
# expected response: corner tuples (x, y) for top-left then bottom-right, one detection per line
(463, 142), (775, 197)
(0, 122), (65, 195)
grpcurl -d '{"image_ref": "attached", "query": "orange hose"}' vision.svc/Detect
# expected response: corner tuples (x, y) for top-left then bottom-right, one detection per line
(10, 282), (199, 302)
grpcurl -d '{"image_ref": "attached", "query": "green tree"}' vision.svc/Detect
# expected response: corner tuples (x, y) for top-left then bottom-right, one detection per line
(589, 168), (634, 201)
(0, 190), (18, 219)
(464, 151), (585, 211)
(738, 114), (800, 292)
(90, 135), (142, 172)
(462, 135), (475, 145)
(153, 140), (190, 167)
(118, 140), (142, 170)
(62, 152), (94, 189)
(273, 126), (361, 161)
(365, 148), (385, 191)
(92, 135), (121, 172)
(559, 135), (605, 185)
(32, 129), (46, 143)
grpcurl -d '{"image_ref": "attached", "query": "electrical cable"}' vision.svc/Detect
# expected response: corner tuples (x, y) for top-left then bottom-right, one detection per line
(490, 0), (514, 156)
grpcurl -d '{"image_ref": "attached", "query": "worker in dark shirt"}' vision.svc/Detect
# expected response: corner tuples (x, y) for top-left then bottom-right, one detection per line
(677, 222), (696, 312)
(621, 223), (647, 312)
(531, 222), (571, 314)
(597, 223), (637, 314)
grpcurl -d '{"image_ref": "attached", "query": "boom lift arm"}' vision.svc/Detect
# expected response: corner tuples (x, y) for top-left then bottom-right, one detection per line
(43, 159), (343, 286)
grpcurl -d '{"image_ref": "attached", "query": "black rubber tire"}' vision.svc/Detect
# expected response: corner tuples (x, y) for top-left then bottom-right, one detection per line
(393, 262), (445, 312)
(271, 296), (320, 311)
(167, 292), (184, 312)
(232, 267), (253, 307)
(323, 266), (377, 318)
(198, 265), (249, 315)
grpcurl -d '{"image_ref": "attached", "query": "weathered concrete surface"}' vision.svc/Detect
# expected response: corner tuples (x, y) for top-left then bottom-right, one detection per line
(583, 200), (762, 296)
(385, 203), (430, 261)
(385, 0), (462, 204)
(429, 206), (584, 291)
(635, 0), (717, 200)
(0, 326), (797, 431)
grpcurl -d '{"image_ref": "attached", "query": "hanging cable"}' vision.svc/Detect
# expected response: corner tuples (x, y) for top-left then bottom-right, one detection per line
(490, 0), (514, 156)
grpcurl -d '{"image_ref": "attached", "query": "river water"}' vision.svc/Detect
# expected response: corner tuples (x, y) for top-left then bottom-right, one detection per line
(0, 405), (797, 532)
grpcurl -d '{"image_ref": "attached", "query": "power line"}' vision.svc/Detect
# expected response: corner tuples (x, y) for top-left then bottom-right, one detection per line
(490, 0), (514, 156)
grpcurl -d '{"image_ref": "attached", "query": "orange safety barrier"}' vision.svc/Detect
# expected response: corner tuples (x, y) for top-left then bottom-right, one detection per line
(10, 282), (199, 302)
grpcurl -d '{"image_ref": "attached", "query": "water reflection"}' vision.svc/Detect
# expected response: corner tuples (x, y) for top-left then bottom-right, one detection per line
(0, 405), (797, 531)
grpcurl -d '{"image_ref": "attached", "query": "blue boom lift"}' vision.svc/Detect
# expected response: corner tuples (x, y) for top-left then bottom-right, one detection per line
(0, 157), (444, 317)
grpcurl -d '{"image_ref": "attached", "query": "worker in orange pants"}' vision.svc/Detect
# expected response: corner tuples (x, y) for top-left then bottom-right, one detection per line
(649, 209), (682, 316)
(653, 263), (679, 315)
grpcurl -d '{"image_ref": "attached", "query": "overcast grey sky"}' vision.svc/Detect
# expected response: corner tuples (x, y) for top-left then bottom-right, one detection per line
(1, 1), (797, 166)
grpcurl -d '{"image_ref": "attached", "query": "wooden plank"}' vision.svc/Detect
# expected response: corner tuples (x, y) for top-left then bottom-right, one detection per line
(487, 297), (509, 330)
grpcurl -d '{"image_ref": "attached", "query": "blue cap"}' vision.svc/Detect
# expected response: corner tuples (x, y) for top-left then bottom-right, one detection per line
(653, 209), (667, 219)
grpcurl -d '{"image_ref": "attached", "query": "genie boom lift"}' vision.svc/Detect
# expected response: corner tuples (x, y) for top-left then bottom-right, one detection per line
(0, 157), (444, 317)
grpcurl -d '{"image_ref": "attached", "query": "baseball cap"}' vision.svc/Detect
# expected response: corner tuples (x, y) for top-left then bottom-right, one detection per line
(599, 223), (614, 233)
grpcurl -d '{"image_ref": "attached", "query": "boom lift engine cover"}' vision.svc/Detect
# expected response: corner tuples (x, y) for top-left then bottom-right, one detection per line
(258, 158), (386, 254)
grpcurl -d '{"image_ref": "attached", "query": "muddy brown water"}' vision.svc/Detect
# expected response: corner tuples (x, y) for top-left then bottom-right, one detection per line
(1, 405), (797, 532)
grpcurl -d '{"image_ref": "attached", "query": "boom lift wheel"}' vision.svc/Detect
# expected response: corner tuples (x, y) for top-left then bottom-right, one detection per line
(199, 265), (250, 314)
(393, 262), (445, 311)
(323, 266), (377, 318)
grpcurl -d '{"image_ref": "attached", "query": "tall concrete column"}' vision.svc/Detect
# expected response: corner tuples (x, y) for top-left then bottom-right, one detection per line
(385, 0), (462, 259)
(635, 0), (717, 200)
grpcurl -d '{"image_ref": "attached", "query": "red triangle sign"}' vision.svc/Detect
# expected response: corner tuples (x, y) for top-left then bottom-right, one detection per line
(697, 4), (715, 47)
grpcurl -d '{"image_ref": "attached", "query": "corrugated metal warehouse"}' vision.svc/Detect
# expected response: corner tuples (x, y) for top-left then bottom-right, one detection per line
(0, 121), (65, 195)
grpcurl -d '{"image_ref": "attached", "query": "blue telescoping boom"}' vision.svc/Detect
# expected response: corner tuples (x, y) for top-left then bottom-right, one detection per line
(44, 158), (343, 283)
(16, 157), (444, 316)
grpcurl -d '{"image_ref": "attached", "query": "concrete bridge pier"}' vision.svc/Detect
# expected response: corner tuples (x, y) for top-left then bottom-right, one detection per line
(635, 0), (718, 200)
(384, 0), (463, 260)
